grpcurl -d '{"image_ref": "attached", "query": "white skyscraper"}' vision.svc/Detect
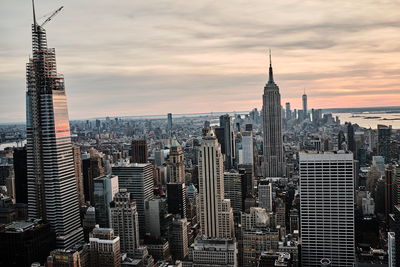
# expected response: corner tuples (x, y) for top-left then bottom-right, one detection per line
(240, 131), (254, 165)
(198, 136), (234, 239)
(300, 152), (355, 266)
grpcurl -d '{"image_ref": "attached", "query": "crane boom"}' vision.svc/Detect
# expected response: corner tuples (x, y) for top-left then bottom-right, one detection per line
(40, 6), (63, 27)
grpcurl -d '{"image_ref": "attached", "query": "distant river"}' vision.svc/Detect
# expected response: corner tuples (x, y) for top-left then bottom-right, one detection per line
(333, 112), (400, 129)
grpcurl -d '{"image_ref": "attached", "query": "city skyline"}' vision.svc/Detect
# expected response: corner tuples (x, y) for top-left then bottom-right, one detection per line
(1, 0), (400, 122)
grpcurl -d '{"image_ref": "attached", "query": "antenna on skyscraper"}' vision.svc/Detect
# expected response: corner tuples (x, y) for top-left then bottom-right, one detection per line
(32, 0), (37, 29)
(269, 49), (272, 66)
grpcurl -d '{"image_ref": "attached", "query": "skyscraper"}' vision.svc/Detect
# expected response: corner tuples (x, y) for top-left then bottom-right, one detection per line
(167, 182), (186, 218)
(112, 162), (154, 238)
(285, 102), (291, 120)
(93, 174), (119, 228)
(131, 139), (148, 163)
(300, 152), (355, 266)
(167, 113), (173, 135)
(110, 189), (140, 257)
(262, 52), (284, 177)
(198, 136), (234, 238)
(72, 146), (85, 206)
(378, 124), (392, 163)
(13, 146), (27, 204)
(302, 90), (308, 120)
(89, 227), (121, 267)
(26, 1), (83, 248)
(167, 140), (185, 183)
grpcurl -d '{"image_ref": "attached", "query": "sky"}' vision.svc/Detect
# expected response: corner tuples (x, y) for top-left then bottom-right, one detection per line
(1, 0), (400, 123)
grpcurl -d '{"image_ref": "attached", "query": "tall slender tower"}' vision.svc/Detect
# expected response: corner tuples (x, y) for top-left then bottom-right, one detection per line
(198, 136), (234, 238)
(26, 1), (83, 248)
(302, 89), (308, 120)
(262, 51), (284, 177)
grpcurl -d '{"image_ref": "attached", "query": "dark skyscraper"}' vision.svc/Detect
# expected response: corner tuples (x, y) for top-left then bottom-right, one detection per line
(216, 114), (235, 170)
(338, 130), (346, 150)
(302, 90), (308, 120)
(378, 124), (392, 163)
(262, 52), (284, 177)
(131, 139), (148, 163)
(26, 1), (83, 248)
(347, 123), (355, 154)
(13, 146), (27, 204)
(167, 183), (186, 218)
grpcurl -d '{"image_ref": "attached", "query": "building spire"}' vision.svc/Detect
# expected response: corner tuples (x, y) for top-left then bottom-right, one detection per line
(32, 0), (37, 29)
(268, 49), (274, 83)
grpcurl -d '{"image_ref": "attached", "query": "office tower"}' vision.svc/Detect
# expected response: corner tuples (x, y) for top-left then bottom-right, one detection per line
(72, 146), (85, 206)
(169, 218), (189, 260)
(89, 227), (121, 267)
(26, 3), (83, 248)
(258, 180), (273, 212)
(111, 189), (140, 257)
(82, 206), (96, 241)
(238, 164), (254, 197)
(83, 154), (105, 205)
(347, 123), (355, 154)
(154, 149), (165, 166)
(378, 124), (392, 163)
(0, 219), (56, 267)
(144, 198), (173, 238)
(240, 131), (254, 166)
(167, 140), (185, 183)
(388, 232), (396, 267)
(167, 182), (186, 218)
(13, 146), (27, 204)
(131, 139), (148, 163)
(93, 174), (119, 227)
(112, 162), (154, 238)
(224, 171), (243, 217)
(289, 208), (299, 233)
(302, 91), (308, 120)
(300, 152), (355, 266)
(167, 113), (173, 134)
(216, 114), (236, 170)
(262, 53), (284, 177)
(285, 102), (291, 120)
(338, 130), (346, 150)
(275, 198), (286, 227)
(198, 136), (234, 238)
(186, 238), (238, 267)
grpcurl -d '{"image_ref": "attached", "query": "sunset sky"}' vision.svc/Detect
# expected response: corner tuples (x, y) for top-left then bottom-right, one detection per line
(1, 0), (400, 122)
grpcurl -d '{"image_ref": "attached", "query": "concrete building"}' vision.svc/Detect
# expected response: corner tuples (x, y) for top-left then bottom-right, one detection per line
(198, 136), (234, 239)
(262, 53), (285, 178)
(111, 189), (140, 257)
(169, 218), (189, 261)
(224, 171), (243, 216)
(112, 162), (154, 238)
(299, 152), (355, 266)
(93, 174), (119, 228)
(258, 180), (273, 212)
(167, 140), (185, 183)
(89, 227), (121, 267)
(131, 140), (148, 164)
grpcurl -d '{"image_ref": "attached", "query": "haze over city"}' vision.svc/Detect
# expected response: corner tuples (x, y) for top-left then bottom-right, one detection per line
(1, 0), (400, 122)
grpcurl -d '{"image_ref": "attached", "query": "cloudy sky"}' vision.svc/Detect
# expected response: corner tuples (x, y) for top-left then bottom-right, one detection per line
(1, 0), (400, 122)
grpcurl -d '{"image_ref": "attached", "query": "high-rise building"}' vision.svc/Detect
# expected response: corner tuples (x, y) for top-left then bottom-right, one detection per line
(89, 227), (121, 267)
(240, 131), (254, 166)
(388, 231), (396, 267)
(167, 183), (186, 218)
(378, 124), (392, 163)
(13, 146), (27, 204)
(216, 114), (236, 170)
(347, 123), (355, 154)
(258, 180), (273, 212)
(262, 53), (284, 177)
(26, 2), (83, 248)
(224, 171), (243, 217)
(72, 146), (85, 206)
(198, 136), (234, 239)
(93, 174), (119, 228)
(302, 91), (308, 120)
(0, 219), (56, 267)
(169, 218), (189, 261)
(167, 140), (185, 183)
(111, 189), (140, 257)
(300, 152), (355, 266)
(82, 154), (105, 205)
(167, 113), (173, 134)
(131, 139), (148, 164)
(144, 198), (173, 238)
(285, 102), (291, 120)
(112, 162), (154, 238)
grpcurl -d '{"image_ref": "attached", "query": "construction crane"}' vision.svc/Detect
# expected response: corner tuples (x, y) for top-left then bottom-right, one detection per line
(40, 6), (63, 27)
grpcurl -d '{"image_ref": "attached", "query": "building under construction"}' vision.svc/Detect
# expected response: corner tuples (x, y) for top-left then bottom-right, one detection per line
(26, 1), (83, 248)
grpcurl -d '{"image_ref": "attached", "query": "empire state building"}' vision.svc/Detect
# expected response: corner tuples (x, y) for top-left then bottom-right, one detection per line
(262, 53), (285, 177)
(26, 1), (83, 248)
